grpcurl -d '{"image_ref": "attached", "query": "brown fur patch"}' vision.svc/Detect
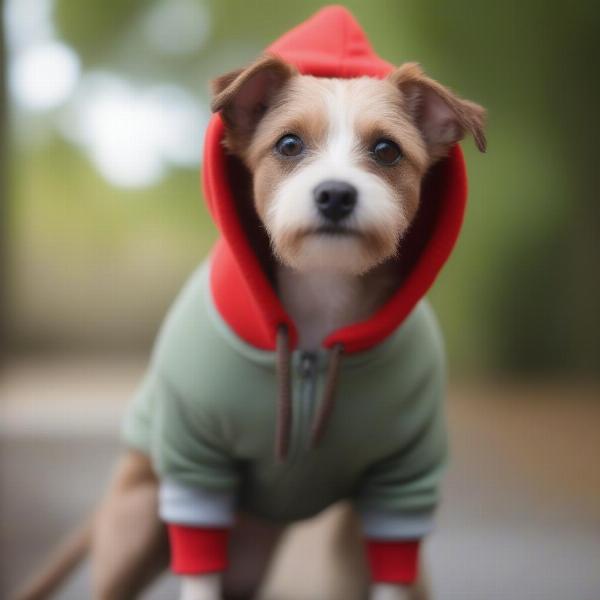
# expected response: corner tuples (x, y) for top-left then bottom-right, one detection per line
(210, 54), (298, 155)
(388, 62), (487, 160)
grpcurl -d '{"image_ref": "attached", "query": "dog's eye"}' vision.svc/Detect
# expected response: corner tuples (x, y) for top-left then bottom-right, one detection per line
(372, 139), (403, 166)
(275, 134), (304, 157)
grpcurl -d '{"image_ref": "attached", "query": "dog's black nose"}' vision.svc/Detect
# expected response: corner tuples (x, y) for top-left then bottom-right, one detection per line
(314, 180), (357, 223)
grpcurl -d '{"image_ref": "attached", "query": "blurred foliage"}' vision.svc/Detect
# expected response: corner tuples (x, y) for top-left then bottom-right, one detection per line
(5, 0), (599, 376)
(54, 0), (147, 63)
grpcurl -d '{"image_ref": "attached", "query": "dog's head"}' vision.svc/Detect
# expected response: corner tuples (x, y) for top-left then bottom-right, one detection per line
(211, 55), (486, 275)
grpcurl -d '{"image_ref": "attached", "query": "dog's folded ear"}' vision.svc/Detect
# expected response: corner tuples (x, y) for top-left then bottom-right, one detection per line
(389, 63), (487, 161)
(211, 54), (298, 152)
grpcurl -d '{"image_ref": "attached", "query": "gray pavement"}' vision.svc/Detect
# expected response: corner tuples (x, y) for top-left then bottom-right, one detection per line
(1, 359), (599, 599)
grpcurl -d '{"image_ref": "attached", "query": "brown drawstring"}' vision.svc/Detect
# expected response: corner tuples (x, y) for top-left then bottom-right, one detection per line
(275, 324), (292, 462)
(310, 343), (344, 448)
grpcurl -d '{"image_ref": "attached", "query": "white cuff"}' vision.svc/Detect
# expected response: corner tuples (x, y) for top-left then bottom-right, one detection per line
(159, 478), (235, 527)
(360, 508), (434, 540)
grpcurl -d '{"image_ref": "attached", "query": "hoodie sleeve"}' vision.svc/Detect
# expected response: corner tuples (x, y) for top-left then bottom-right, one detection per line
(120, 262), (241, 574)
(354, 313), (448, 584)
(146, 369), (240, 574)
(356, 440), (445, 585)
(122, 366), (238, 573)
(355, 412), (448, 541)
(357, 440), (446, 584)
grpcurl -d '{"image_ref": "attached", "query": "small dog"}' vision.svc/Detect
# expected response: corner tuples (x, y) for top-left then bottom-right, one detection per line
(15, 7), (485, 600)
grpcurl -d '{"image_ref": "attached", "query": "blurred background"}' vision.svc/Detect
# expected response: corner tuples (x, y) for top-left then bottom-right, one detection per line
(1, 1), (599, 599)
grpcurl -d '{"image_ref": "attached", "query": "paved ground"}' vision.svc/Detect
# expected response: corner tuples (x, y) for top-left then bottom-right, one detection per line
(1, 358), (599, 599)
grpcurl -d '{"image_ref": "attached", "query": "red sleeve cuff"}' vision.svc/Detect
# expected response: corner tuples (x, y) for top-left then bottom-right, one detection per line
(365, 539), (420, 584)
(168, 524), (230, 575)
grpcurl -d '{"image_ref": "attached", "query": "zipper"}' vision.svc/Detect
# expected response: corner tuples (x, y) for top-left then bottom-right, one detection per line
(299, 352), (317, 379)
(290, 351), (318, 460)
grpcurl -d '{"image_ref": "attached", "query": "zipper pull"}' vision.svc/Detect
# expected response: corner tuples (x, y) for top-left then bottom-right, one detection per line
(299, 352), (316, 378)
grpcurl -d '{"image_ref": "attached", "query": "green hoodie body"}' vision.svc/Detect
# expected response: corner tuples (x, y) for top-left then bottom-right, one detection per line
(123, 260), (447, 530)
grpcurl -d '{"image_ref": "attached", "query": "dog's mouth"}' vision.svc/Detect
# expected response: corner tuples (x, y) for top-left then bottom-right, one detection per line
(312, 224), (360, 237)
(284, 224), (367, 252)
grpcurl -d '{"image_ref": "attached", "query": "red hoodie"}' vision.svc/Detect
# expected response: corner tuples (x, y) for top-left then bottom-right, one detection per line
(170, 4), (469, 587)
(204, 5), (467, 355)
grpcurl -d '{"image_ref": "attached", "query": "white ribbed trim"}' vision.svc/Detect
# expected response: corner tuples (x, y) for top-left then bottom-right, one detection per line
(360, 508), (434, 540)
(159, 478), (235, 527)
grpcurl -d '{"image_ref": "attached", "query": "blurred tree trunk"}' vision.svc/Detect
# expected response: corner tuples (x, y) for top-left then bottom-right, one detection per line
(0, 0), (6, 358)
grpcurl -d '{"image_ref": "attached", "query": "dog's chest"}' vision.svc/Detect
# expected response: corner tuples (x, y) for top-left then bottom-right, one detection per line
(276, 264), (397, 350)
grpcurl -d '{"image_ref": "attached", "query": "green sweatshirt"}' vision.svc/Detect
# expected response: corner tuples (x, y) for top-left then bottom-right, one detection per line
(123, 260), (447, 537)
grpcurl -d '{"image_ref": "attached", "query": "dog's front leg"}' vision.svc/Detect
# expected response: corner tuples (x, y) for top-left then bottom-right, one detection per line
(180, 574), (222, 600)
(370, 583), (414, 600)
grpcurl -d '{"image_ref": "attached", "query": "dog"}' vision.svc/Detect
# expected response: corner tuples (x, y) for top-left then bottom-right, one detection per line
(14, 7), (485, 600)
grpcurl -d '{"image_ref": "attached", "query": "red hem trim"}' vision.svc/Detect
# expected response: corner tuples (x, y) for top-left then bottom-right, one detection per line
(168, 524), (229, 575)
(366, 539), (420, 584)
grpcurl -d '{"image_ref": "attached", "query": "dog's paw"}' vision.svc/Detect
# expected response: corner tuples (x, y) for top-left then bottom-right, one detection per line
(179, 574), (221, 600)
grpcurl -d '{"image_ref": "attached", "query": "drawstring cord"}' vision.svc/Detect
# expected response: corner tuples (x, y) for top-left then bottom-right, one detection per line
(275, 324), (344, 462)
(275, 325), (292, 462)
(310, 343), (343, 448)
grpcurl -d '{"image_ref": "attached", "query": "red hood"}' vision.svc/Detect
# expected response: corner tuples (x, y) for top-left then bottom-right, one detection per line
(202, 5), (468, 354)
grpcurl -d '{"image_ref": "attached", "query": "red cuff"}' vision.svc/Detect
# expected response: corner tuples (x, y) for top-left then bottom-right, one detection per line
(168, 524), (230, 574)
(365, 539), (420, 584)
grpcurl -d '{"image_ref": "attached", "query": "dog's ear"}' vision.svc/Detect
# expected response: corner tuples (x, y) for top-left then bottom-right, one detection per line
(211, 54), (297, 151)
(389, 63), (487, 161)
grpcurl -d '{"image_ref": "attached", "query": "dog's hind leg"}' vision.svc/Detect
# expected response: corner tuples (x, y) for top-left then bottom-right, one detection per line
(91, 450), (169, 600)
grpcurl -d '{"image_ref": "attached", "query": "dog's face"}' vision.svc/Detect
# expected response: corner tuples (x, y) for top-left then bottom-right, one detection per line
(212, 56), (485, 275)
